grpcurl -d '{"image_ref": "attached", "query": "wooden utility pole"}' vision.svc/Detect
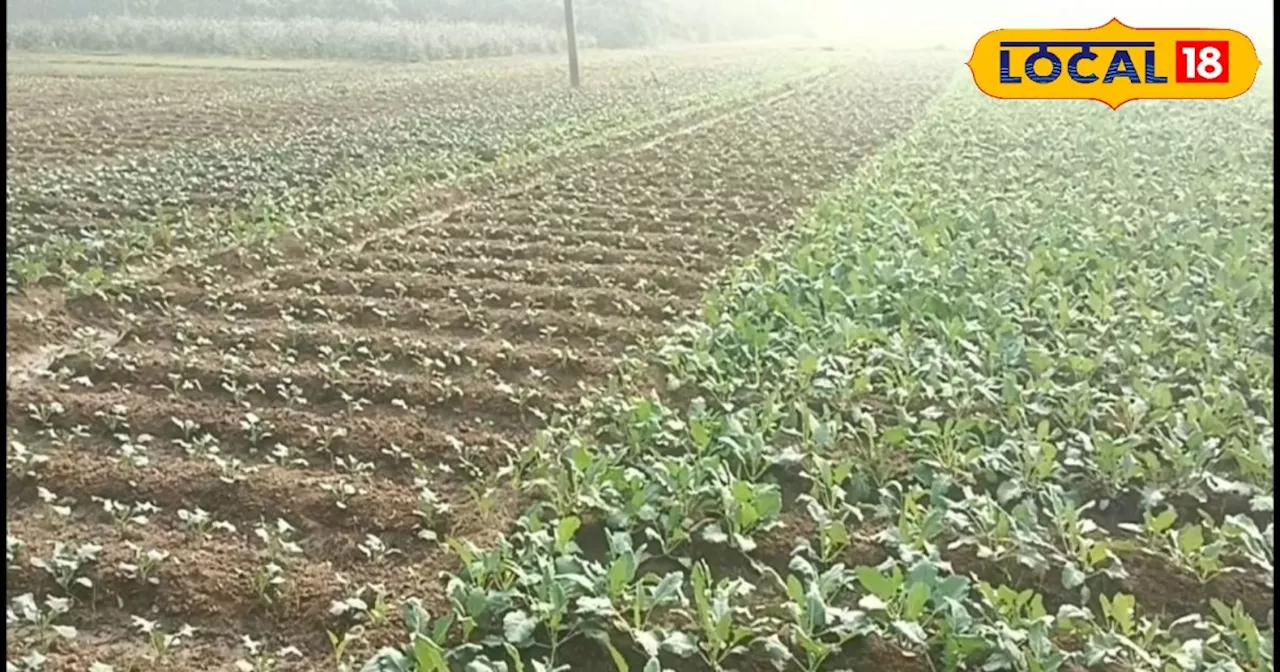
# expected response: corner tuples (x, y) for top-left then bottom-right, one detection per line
(563, 0), (581, 87)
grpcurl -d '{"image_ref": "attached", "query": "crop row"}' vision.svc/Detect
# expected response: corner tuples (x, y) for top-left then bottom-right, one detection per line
(5, 48), (833, 293)
(4, 55), (952, 671)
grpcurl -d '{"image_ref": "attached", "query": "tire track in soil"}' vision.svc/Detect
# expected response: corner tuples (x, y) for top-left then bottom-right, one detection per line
(5, 58), (951, 671)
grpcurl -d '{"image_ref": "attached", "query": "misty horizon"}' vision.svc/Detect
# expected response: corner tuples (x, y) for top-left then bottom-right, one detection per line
(8, 0), (1274, 52)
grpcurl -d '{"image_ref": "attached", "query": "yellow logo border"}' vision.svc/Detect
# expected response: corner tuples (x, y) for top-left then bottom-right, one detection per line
(966, 17), (1263, 110)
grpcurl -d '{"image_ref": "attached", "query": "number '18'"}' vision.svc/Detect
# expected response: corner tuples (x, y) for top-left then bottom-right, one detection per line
(1182, 46), (1222, 79)
(1175, 41), (1230, 83)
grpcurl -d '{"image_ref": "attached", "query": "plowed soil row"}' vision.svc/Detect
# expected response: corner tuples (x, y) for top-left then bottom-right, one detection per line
(6, 55), (951, 670)
(5, 70), (829, 389)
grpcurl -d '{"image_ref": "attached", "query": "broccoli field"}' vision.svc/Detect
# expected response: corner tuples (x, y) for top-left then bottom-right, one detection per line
(5, 48), (1273, 672)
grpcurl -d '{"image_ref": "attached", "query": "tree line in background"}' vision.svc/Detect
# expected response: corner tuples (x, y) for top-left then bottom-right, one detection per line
(6, 17), (586, 61)
(6, 0), (817, 49)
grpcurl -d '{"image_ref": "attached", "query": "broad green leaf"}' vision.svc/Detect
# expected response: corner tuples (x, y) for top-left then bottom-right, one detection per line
(739, 501), (760, 530)
(786, 575), (805, 604)
(1102, 593), (1137, 636)
(805, 582), (828, 632)
(502, 610), (537, 647)
(608, 555), (635, 597)
(712, 595), (734, 644)
(892, 619), (929, 646)
(882, 427), (909, 446)
(906, 561), (939, 590)
(857, 594), (887, 611)
(700, 524), (729, 545)
(1149, 508), (1178, 534)
(412, 636), (448, 672)
(634, 630), (660, 657)
(794, 628), (827, 658)
(1236, 610), (1263, 658)
(903, 581), (930, 621)
(798, 351), (819, 377)
(1150, 384), (1173, 409)
(1086, 542), (1110, 568)
(690, 419), (710, 451)
(1208, 597), (1233, 626)
(756, 488), (782, 520)
(571, 444), (593, 472)
(932, 575), (970, 603)
(855, 565), (902, 603)
(362, 648), (409, 672)
(1061, 564), (1086, 590)
(1176, 525), (1204, 554)
(555, 516), (582, 555)
(662, 630), (699, 657)
(823, 519), (849, 546)
(652, 572), (683, 605)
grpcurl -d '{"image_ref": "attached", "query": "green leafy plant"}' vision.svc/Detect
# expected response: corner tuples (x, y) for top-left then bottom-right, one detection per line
(675, 562), (769, 671)
(783, 559), (874, 672)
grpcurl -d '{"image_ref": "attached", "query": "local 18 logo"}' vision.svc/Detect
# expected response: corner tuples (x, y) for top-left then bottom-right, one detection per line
(967, 18), (1262, 109)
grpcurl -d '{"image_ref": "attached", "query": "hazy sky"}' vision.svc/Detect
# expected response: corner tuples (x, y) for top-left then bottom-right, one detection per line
(815, 0), (1273, 50)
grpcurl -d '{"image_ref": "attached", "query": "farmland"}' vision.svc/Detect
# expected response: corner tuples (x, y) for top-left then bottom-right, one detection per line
(5, 46), (1274, 672)
(6, 48), (948, 670)
(5, 49), (839, 296)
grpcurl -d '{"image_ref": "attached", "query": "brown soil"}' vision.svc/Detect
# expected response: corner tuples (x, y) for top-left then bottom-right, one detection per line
(5, 53), (948, 670)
